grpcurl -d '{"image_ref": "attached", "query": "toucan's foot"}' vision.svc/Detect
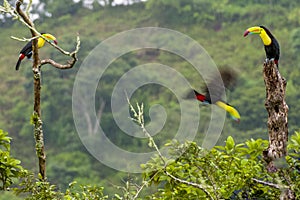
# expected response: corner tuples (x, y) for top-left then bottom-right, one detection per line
(264, 58), (279, 69)
(265, 58), (275, 64)
(264, 58), (269, 64)
(269, 58), (279, 68)
(265, 58), (276, 66)
(264, 58), (271, 63)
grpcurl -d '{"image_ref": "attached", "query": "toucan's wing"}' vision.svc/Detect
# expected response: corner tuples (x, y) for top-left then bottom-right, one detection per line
(16, 41), (33, 70)
(19, 41), (33, 56)
(203, 68), (237, 103)
(219, 68), (237, 90)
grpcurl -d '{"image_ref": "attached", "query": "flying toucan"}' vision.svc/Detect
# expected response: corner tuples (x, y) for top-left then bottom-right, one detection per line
(16, 33), (57, 70)
(243, 25), (280, 67)
(187, 69), (241, 123)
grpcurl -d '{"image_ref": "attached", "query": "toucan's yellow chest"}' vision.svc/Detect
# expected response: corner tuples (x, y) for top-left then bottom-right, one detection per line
(37, 38), (46, 48)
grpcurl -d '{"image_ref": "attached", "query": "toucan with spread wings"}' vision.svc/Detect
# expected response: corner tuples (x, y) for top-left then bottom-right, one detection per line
(16, 33), (57, 70)
(244, 25), (280, 67)
(188, 69), (241, 123)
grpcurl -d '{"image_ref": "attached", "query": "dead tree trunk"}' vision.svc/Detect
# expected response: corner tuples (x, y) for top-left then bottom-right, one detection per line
(262, 60), (289, 172)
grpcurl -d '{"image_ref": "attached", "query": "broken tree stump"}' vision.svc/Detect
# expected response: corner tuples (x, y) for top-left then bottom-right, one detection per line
(262, 60), (289, 173)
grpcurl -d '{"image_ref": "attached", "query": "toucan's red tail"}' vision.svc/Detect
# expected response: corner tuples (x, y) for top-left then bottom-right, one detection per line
(193, 90), (206, 102)
(16, 54), (25, 70)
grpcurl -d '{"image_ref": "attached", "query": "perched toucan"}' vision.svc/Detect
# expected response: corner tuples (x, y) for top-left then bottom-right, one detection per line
(16, 33), (57, 70)
(243, 25), (280, 67)
(189, 69), (241, 123)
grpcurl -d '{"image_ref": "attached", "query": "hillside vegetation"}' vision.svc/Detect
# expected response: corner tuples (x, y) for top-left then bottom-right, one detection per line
(0, 0), (300, 198)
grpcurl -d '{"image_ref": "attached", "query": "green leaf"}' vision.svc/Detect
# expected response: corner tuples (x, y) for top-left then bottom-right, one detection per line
(225, 136), (235, 152)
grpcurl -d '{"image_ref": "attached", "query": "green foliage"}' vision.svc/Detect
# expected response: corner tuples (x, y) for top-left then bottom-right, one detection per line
(286, 131), (300, 198)
(64, 181), (108, 200)
(16, 175), (108, 200)
(39, 0), (82, 18)
(16, 174), (63, 200)
(0, 191), (22, 200)
(0, 129), (26, 191)
(141, 136), (300, 199)
(47, 151), (103, 190)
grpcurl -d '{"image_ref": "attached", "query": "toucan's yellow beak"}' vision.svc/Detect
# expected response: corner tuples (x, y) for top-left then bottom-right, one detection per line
(229, 108), (241, 123)
(215, 101), (241, 123)
(42, 33), (57, 44)
(243, 26), (261, 37)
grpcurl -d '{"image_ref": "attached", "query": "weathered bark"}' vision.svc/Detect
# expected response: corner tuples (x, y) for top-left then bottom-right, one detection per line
(280, 189), (296, 200)
(262, 60), (289, 173)
(262, 61), (295, 199)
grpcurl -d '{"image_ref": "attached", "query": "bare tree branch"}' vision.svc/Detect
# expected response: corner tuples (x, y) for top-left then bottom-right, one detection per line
(40, 58), (76, 69)
(77, 96), (105, 136)
(93, 98), (106, 135)
(25, 0), (32, 16)
(40, 34), (80, 69)
(10, 35), (39, 42)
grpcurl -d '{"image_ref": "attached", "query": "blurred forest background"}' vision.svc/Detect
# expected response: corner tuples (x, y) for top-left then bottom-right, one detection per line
(0, 0), (300, 198)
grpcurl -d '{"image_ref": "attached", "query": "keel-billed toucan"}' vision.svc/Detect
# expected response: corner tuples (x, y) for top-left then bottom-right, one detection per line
(189, 69), (241, 123)
(243, 26), (280, 67)
(16, 33), (57, 70)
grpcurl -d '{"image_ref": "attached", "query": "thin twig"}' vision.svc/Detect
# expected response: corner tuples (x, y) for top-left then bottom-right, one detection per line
(42, 33), (80, 56)
(132, 171), (160, 200)
(126, 93), (166, 164)
(16, 0), (36, 34)
(165, 171), (215, 200)
(25, 0), (32, 16)
(10, 35), (39, 42)
(252, 178), (286, 189)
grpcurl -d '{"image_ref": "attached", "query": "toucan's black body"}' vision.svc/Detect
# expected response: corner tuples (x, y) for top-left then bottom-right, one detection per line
(260, 26), (280, 66)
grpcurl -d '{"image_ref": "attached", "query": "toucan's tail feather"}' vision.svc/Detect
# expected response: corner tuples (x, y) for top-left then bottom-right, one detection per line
(16, 54), (25, 71)
(16, 58), (22, 70)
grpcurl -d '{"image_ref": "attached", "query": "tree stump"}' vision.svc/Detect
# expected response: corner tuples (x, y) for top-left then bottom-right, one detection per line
(262, 60), (289, 172)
